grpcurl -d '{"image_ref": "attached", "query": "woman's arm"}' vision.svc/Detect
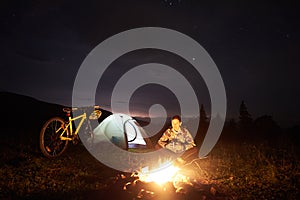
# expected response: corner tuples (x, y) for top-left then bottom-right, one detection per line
(157, 129), (171, 147)
(182, 128), (196, 150)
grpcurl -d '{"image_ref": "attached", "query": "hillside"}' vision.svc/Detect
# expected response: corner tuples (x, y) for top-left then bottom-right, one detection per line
(0, 92), (113, 149)
(1, 92), (64, 145)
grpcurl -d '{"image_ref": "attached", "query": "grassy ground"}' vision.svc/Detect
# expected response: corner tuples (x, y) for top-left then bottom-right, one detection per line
(197, 142), (300, 199)
(0, 138), (299, 199)
(0, 140), (122, 199)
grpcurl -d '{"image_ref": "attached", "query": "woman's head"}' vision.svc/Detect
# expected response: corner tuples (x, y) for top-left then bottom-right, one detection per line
(171, 115), (182, 131)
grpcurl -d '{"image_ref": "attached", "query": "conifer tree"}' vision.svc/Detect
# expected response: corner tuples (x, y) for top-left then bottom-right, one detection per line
(238, 100), (253, 131)
(200, 104), (208, 123)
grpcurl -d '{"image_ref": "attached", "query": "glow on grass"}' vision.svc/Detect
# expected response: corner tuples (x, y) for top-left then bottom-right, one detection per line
(138, 161), (179, 185)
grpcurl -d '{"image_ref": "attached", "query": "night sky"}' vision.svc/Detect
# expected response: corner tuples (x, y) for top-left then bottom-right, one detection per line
(1, 0), (299, 126)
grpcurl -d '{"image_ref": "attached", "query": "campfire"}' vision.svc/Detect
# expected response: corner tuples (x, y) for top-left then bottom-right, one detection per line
(137, 161), (180, 185)
(123, 159), (194, 196)
(120, 159), (227, 199)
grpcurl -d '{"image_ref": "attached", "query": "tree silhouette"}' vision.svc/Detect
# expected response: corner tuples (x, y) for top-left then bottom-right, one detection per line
(200, 104), (208, 124)
(196, 104), (209, 145)
(238, 101), (253, 138)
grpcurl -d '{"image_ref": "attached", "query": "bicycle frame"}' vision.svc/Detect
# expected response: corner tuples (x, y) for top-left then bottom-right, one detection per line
(58, 112), (87, 141)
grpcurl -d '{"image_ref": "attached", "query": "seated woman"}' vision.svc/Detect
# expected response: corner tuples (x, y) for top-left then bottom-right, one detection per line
(156, 115), (198, 165)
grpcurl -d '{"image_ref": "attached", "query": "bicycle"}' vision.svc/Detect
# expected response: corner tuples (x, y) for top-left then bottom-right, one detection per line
(39, 106), (102, 158)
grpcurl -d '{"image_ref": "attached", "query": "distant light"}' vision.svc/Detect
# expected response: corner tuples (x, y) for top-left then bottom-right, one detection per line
(192, 57), (196, 61)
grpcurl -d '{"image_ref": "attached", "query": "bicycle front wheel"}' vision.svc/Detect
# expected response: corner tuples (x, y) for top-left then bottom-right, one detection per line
(40, 117), (69, 158)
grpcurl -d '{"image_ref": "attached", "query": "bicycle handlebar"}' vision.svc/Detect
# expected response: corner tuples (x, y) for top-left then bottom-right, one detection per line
(62, 105), (101, 113)
(62, 107), (78, 113)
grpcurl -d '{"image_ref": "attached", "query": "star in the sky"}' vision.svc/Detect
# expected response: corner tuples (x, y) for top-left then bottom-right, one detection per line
(163, 0), (182, 6)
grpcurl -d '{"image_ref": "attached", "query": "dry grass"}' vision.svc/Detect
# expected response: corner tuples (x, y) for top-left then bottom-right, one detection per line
(0, 139), (299, 199)
(195, 142), (300, 199)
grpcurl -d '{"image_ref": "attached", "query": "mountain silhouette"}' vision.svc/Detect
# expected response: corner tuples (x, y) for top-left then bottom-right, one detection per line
(1, 92), (63, 136)
(0, 92), (112, 148)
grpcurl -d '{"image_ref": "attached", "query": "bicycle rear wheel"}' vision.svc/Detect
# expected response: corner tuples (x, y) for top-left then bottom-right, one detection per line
(40, 117), (69, 158)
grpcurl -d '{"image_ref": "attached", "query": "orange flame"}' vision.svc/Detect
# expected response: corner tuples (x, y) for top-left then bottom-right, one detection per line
(137, 161), (180, 185)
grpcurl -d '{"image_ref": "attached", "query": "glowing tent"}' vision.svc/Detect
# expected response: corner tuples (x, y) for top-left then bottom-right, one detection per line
(92, 113), (153, 150)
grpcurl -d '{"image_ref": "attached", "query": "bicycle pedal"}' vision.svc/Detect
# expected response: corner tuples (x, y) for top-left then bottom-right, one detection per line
(72, 136), (80, 144)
